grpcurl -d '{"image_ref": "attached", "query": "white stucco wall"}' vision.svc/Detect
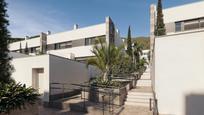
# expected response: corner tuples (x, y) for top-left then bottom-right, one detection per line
(9, 23), (106, 51)
(155, 30), (204, 115)
(11, 55), (50, 102)
(9, 52), (30, 58)
(49, 55), (98, 95)
(11, 54), (99, 102)
(9, 37), (40, 51)
(48, 45), (94, 58)
(163, 1), (204, 23)
(47, 23), (106, 45)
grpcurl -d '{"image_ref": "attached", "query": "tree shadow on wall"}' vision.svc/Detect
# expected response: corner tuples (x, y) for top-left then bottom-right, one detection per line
(186, 94), (204, 115)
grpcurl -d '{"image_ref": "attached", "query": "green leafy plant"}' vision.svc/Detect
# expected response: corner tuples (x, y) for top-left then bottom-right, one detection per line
(87, 38), (123, 81)
(133, 42), (143, 67)
(112, 55), (135, 76)
(137, 58), (148, 74)
(0, 83), (39, 114)
(89, 77), (121, 88)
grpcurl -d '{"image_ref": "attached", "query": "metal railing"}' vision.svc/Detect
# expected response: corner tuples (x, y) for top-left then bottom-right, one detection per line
(49, 82), (81, 101)
(72, 83), (126, 115)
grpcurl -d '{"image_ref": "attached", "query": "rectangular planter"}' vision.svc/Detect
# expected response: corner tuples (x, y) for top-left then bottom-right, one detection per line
(81, 86), (127, 106)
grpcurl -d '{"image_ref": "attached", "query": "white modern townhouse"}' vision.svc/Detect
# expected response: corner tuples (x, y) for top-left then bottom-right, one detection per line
(9, 17), (122, 103)
(150, 1), (204, 115)
(10, 16), (122, 62)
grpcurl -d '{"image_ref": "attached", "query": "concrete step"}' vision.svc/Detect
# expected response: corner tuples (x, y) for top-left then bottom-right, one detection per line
(130, 86), (152, 93)
(125, 101), (151, 107)
(127, 95), (153, 99)
(128, 91), (153, 96)
(137, 80), (152, 87)
(126, 98), (151, 103)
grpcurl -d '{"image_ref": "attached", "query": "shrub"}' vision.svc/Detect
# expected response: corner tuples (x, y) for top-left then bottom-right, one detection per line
(89, 77), (121, 88)
(112, 55), (135, 76)
(0, 83), (39, 114)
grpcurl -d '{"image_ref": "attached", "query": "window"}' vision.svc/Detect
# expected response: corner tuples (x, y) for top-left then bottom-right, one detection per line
(184, 19), (199, 31)
(174, 17), (204, 32)
(54, 41), (72, 50)
(175, 22), (182, 32)
(54, 44), (59, 50)
(85, 37), (95, 45)
(59, 41), (72, 49)
(200, 19), (204, 28)
(30, 47), (35, 53)
(47, 44), (54, 51)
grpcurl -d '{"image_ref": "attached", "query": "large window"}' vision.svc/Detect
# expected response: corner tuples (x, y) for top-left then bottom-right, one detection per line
(47, 44), (54, 51)
(184, 19), (199, 31)
(175, 17), (204, 32)
(59, 41), (72, 49)
(85, 37), (95, 46)
(54, 41), (72, 50)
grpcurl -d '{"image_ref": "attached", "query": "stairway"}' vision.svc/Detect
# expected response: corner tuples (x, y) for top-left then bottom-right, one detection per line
(125, 68), (153, 107)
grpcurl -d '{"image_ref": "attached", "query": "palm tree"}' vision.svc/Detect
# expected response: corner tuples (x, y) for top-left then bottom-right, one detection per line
(87, 38), (123, 81)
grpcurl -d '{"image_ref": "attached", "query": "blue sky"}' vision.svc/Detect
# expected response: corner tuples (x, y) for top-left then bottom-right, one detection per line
(7, 0), (202, 38)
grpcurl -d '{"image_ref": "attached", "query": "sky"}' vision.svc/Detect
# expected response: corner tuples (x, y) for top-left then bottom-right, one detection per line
(6, 0), (202, 38)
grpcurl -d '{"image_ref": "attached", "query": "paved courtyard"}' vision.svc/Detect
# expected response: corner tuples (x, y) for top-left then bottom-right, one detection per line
(39, 105), (152, 115)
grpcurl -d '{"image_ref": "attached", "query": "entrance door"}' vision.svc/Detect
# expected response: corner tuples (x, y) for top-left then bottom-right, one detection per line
(32, 68), (44, 94)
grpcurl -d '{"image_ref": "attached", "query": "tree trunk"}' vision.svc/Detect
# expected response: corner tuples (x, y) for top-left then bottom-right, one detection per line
(103, 66), (109, 81)
(103, 71), (107, 81)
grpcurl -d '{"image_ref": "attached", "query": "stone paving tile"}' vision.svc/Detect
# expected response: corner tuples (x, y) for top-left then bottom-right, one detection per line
(120, 105), (153, 115)
(38, 105), (153, 115)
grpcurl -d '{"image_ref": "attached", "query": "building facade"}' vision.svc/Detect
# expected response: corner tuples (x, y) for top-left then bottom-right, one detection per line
(9, 17), (122, 62)
(9, 17), (121, 103)
(151, 1), (204, 115)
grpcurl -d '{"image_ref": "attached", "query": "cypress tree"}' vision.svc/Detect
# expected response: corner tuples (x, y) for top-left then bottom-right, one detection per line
(24, 42), (29, 54)
(0, 0), (13, 84)
(126, 26), (132, 57)
(155, 0), (166, 36)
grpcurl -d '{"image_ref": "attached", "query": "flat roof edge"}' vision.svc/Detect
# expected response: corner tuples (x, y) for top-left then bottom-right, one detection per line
(156, 29), (204, 38)
(163, 1), (204, 11)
